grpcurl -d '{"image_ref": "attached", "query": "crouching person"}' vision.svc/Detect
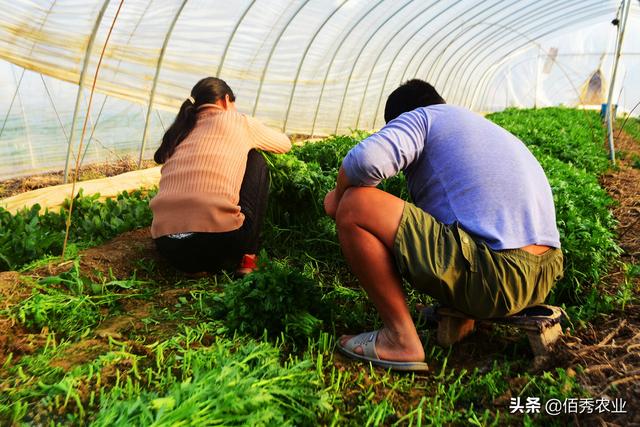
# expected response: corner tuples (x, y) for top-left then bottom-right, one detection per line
(324, 79), (563, 371)
(150, 77), (291, 275)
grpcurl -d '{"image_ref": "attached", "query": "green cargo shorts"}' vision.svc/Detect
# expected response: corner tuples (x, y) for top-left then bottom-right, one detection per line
(393, 202), (564, 319)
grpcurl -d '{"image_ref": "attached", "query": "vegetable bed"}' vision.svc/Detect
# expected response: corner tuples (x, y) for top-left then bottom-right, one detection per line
(0, 108), (634, 426)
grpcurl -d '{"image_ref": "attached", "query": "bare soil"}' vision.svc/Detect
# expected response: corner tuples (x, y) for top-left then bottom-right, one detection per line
(601, 130), (640, 264)
(31, 228), (159, 281)
(49, 339), (110, 371)
(561, 128), (640, 425)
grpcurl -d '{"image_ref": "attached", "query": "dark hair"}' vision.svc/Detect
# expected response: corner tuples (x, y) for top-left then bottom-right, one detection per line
(154, 77), (236, 164)
(384, 79), (445, 123)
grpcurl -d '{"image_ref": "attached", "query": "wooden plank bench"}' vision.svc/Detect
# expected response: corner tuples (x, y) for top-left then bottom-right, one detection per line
(422, 305), (564, 356)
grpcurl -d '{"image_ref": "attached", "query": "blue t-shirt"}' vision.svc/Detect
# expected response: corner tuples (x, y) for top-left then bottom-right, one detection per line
(342, 105), (561, 250)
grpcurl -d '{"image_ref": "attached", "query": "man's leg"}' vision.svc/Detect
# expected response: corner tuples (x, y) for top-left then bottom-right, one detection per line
(336, 187), (424, 362)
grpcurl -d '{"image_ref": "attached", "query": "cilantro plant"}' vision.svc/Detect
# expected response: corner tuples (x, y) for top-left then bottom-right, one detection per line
(222, 255), (329, 345)
(488, 107), (609, 174)
(0, 190), (154, 270)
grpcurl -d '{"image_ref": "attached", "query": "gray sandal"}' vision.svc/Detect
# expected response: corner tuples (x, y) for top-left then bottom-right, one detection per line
(337, 330), (429, 372)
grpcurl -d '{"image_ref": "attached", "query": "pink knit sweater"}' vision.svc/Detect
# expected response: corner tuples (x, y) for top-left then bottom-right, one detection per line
(150, 105), (291, 238)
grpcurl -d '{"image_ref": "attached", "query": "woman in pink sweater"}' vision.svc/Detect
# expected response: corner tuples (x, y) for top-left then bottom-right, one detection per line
(150, 77), (291, 275)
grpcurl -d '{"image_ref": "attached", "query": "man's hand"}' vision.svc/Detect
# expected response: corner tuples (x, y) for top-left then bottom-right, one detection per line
(324, 189), (339, 219)
(325, 166), (354, 220)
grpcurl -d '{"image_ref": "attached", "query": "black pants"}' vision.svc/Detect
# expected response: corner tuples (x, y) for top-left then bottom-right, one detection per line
(155, 150), (269, 273)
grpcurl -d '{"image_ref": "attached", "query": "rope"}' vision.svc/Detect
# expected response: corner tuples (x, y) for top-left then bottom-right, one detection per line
(156, 109), (167, 133)
(40, 74), (70, 140)
(80, 95), (126, 166)
(0, 1), (59, 141)
(0, 70), (24, 141)
(62, 0), (126, 259)
(615, 99), (640, 139)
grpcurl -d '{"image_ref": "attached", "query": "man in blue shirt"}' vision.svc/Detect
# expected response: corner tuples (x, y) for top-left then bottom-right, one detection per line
(324, 80), (563, 371)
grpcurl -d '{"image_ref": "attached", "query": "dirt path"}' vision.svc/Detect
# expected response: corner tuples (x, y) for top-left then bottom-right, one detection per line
(601, 130), (640, 265)
(553, 129), (640, 425)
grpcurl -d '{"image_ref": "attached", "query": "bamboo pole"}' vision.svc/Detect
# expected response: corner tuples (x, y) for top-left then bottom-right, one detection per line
(138, 0), (188, 168)
(63, 0), (111, 183)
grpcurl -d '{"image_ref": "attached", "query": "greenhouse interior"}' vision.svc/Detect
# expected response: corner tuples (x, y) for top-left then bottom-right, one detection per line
(1, 0), (640, 425)
(0, 0), (639, 179)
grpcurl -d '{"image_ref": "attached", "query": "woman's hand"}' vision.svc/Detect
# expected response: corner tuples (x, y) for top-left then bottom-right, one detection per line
(324, 189), (339, 220)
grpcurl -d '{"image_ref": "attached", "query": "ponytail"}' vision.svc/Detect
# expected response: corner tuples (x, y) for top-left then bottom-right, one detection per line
(154, 99), (197, 164)
(153, 77), (235, 164)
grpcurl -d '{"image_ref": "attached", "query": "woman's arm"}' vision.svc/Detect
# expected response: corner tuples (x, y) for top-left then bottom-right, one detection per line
(246, 115), (292, 153)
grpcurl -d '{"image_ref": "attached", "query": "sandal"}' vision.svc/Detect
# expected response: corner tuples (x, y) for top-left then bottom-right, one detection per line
(337, 330), (429, 372)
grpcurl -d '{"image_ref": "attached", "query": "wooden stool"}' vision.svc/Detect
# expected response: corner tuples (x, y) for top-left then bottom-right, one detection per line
(435, 305), (564, 356)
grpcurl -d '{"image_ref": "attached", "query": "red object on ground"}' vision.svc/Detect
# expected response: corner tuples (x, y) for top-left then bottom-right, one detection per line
(237, 254), (257, 275)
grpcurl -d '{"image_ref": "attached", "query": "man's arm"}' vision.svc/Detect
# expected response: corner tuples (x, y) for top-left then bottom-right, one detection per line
(325, 109), (428, 219)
